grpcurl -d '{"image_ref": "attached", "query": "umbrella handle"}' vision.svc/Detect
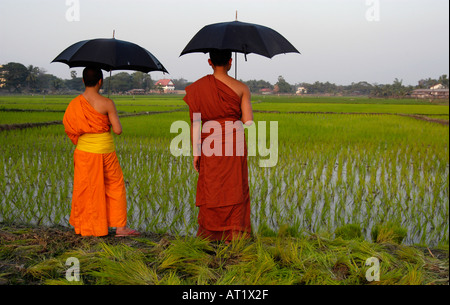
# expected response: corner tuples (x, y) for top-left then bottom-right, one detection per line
(234, 45), (248, 79)
(243, 44), (248, 62)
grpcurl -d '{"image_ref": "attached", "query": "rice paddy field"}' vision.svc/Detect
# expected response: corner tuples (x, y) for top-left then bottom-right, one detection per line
(0, 94), (448, 285)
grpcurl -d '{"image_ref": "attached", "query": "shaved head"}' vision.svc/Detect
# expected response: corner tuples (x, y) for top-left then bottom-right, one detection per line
(83, 67), (103, 87)
(209, 49), (232, 67)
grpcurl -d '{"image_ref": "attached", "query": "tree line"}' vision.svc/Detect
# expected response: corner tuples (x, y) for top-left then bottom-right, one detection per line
(0, 62), (448, 97)
(245, 75), (449, 97)
(0, 62), (158, 94)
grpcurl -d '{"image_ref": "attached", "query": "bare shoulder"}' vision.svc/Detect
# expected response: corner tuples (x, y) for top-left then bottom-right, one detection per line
(101, 95), (116, 108)
(240, 80), (250, 92)
(94, 95), (116, 116)
(99, 94), (113, 103)
(236, 79), (251, 97)
(227, 77), (250, 97)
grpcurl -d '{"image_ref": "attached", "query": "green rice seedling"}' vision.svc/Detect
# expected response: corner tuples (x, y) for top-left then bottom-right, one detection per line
(395, 245), (425, 265)
(320, 189), (332, 231)
(398, 264), (425, 285)
(90, 243), (159, 285)
(278, 220), (303, 238)
(26, 257), (65, 280)
(371, 222), (408, 244)
(218, 238), (299, 285)
(335, 224), (363, 240)
(158, 236), (217, 284)
(0, 111), (63, 125)
(157, 270), (184, 285)
(258, 221), (277, 237)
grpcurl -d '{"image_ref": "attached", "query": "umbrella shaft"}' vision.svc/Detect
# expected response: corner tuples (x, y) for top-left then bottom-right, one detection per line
(234, 52), (237, 79)
(108, 71), (112, 98)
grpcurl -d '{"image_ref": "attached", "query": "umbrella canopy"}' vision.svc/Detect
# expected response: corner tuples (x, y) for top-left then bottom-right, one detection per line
(180, 21), (300, 59)
(52, 38), (168, 73)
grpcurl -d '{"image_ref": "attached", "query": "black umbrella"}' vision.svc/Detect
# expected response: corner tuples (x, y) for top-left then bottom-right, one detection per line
(180, 20), (300, 78)
(52, 38), (168, 74)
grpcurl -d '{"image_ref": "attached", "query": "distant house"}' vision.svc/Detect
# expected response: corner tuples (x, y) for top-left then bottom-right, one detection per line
(411, 89), (449, 99)
(430, 84), (445, 90)
(127, 89), (146, 95)
(296, 86), (307, 95)
(155, 79), (175, 93)
(260, 88), (273, 95)
(0, 65), (5, 88)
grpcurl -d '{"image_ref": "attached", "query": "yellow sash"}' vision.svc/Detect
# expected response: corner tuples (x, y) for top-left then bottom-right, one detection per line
(76, 132), (115, 154)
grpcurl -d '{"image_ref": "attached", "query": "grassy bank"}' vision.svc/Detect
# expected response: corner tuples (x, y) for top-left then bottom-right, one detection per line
(1, 223), (448, 285)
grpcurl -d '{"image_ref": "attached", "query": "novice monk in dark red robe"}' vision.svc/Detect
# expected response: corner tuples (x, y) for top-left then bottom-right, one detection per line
(183, 50), (254, 242)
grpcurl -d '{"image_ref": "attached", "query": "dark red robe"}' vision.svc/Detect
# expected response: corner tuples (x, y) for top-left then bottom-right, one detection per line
(184, 75), (251, 241)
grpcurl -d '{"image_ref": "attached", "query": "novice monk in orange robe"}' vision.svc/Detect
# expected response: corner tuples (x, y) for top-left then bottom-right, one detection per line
(183, 50), (254, 242)
(63, 67), (139, 237)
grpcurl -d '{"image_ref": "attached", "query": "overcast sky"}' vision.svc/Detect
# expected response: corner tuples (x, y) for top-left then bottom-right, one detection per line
(0, 0), (448, 86)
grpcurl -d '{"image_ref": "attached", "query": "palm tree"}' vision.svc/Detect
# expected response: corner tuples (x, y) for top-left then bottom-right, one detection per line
(438, 74), (449, 88)
(26, 65), (40, 92)
(392, 78), (408, 98)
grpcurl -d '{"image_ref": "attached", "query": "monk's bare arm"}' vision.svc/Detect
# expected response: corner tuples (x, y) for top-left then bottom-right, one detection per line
(240, 85), (253, 125)
(106, 99), (123, 135)
(190, 120), (201, 172)
(191, 117), (202, 153)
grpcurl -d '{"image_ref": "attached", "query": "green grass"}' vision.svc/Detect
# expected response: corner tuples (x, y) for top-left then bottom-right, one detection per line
(253, 102), (449, 115)
(0, 95), (187, 124)
(261, 112), (449, 144)
(0, 111), (64, 124)
(0, 95), (77, 105)
(253, 95), (446, 105)
(426, 114), (449, 121)
(0, 94), (185, 105)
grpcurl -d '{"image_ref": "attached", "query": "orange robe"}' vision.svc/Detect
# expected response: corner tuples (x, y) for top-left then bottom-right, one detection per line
(184, 75), (251, 241)
(63, 95), (127, 237)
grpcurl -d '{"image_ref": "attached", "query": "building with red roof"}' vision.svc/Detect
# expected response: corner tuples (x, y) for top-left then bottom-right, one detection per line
(155, 79), (175, 93)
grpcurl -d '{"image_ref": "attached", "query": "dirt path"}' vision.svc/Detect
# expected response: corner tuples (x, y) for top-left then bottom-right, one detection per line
(254, 110), (449, 126)
(0, 120), (63, 131)
(397, 114), (449, 126)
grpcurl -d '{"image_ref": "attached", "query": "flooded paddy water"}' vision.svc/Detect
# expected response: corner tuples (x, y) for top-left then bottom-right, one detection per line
(0, 96), (448, 247)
